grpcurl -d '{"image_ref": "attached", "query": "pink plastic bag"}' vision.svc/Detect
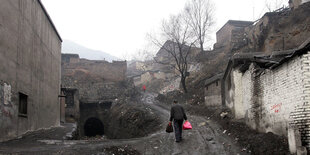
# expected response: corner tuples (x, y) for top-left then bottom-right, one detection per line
(183, 121), (192, 130)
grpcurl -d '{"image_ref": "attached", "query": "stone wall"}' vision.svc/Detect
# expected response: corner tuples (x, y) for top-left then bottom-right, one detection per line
(0, 0), (62, 141)
(61, 88), (79, 123)
(61, 54), (127, 101)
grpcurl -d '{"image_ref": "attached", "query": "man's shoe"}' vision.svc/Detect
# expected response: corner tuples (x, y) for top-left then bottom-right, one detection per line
(176, 140), (181, 143)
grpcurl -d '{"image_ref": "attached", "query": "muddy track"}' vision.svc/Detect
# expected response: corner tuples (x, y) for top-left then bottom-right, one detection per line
(0, 93), (247, 155)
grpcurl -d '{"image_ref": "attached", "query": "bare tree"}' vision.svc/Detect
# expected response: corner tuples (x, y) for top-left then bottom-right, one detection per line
(131, 49), (154, 61)
(265, 0), (286, 12)
(150, 14), (196, 93)
(184, 0), (215, 53)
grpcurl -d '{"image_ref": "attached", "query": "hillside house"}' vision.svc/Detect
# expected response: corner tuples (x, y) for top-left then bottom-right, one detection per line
(214, 20), (253, 50)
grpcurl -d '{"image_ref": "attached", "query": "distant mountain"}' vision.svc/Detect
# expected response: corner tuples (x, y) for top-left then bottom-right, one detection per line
(62, 40), (119, 62)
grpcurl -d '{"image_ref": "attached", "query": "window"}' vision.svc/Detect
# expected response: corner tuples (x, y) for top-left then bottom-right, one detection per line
(216, 81), (218, 86)
(18, 93), (28, 117)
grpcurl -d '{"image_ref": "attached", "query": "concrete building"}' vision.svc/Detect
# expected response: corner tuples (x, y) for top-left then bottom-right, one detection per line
(0, 0), (62, 141)
(223, 38), (310, 152)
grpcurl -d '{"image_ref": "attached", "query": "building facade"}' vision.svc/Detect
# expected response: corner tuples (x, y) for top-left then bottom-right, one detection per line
(0, 0), (62, 141)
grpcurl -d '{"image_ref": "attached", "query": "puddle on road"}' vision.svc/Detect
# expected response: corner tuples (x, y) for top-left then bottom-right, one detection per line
(38, 140), (63, 145)
(37, 140), (87, 145)
(198, 122), (206, 126)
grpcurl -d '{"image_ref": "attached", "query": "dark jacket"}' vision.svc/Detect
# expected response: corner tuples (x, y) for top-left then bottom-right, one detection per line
(169, 104), (187, 121)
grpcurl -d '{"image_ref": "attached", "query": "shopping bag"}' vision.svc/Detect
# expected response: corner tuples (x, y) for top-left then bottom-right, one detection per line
(183, 121), (192, 130)
(166, 123), (173, 133)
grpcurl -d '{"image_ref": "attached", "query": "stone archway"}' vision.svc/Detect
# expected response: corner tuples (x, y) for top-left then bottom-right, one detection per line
(84, 117), (104, 137)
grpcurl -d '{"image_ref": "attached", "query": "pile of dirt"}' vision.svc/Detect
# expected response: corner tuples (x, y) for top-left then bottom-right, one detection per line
(106, 102), (161, 139)
(157, 93), (289, 154)
(186, 104), (290, 154)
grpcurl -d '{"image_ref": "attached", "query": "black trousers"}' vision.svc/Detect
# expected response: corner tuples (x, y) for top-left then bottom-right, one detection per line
(173, 119), (183, 141)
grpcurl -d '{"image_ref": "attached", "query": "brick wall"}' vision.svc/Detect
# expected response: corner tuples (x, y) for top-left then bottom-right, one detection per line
(226, 52), (310, 150)
(257, 56), (303, 135)
(227, 56), (304, 134)
(290, 51), (310, 149)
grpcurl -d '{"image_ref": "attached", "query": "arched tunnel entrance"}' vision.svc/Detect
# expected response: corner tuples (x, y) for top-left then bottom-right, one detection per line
(84, 117), (104, 137)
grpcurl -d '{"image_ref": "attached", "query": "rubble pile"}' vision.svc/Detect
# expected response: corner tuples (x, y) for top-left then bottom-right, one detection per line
(106, 102), (161, 139)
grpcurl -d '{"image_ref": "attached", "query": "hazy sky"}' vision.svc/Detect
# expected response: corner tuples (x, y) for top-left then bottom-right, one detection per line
(41, 0), (287, 59)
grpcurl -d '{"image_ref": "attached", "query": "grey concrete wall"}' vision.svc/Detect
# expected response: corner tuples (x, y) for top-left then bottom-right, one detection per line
(0, 0), (62, 141)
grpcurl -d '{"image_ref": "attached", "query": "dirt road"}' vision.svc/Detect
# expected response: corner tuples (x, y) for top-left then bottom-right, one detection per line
(0, 93), (246, 155)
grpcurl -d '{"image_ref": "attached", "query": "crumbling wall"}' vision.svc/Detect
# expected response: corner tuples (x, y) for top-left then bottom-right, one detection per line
(0, 82), (15, 141)
(231, 68), (245, 119)
(61, 54), (127, 101)
(0, 0), (62, 141)
(241, 65), (255, 123)
(224, 67), (249, 119)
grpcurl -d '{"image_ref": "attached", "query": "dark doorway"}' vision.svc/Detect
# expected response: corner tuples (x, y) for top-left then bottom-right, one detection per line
(84, 117), (104, 137)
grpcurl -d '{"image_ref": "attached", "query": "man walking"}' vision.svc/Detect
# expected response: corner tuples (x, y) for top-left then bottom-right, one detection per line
(169, 100), (187, 142)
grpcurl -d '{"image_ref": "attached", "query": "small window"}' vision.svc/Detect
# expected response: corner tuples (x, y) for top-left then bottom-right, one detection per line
(216, 81), (218, 86)
(18, 93), (28, 117)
